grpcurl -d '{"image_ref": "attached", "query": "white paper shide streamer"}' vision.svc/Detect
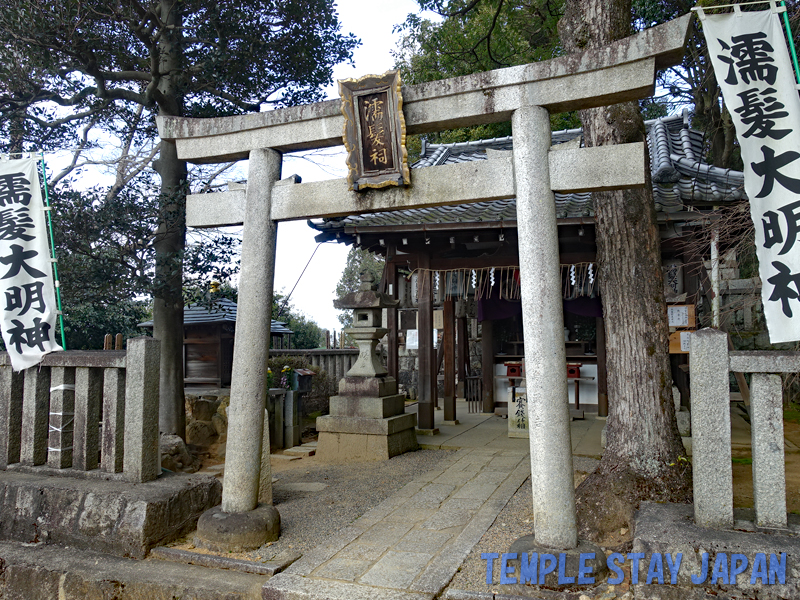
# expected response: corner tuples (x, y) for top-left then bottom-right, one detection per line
(0, 159), (62, 369)
(701, 6), (800, 343)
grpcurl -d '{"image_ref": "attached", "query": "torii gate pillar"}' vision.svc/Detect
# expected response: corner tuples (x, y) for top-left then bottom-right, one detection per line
(513, 105), (578, 550)
(194, 149), (282, 551)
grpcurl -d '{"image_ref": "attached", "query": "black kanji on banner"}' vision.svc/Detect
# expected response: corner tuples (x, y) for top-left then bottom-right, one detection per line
(751, 146), (800, 197)
(735, 87), (791, 139)
(0, 244), (47, 280)
(767, 261), (800, 317)
(5, 282), (46, 316)
(0, 207), (35, 241)
(702, 8), (800, 343)
(717, 33), (778, 86)
(0, 173), (33, 207)
(762, 199), (800, 255)
(6, 317), (51, 353)
(0, 158), (61, 369)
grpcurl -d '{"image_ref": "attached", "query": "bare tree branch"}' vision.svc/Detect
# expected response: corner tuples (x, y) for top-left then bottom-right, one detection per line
(49, 115), (101, 188)
(194, 162), (238, 194)
(437, 0), (484, 17)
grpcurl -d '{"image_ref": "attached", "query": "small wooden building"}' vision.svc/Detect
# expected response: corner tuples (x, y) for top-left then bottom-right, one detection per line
(139, 298), (293, 387)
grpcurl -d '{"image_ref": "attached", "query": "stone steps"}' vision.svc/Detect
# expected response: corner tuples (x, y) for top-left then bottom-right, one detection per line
(283, 443), (317, 457)
(271, 454), (302, 461)
(151, 545), (299, 576)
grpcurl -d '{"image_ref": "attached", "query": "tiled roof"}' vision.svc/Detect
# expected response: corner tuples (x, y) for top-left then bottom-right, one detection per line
(311, 111), (745, 233)
(138, 298), (293, 333)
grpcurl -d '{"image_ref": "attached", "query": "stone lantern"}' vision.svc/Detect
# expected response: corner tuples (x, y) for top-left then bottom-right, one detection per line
(316, 272), (418, 461)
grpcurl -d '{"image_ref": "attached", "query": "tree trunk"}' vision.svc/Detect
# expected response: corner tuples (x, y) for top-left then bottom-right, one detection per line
(559, 0), (691, 544)
(152, 0), (187, 439)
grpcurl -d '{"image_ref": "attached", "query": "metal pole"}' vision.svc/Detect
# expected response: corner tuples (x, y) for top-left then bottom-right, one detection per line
(780, 1), (800, 84)
(38, 154), (67, 350)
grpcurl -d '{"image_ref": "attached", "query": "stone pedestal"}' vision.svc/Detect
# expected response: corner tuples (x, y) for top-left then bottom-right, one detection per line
(194, 503), (280, 553)
(318, 272), (417, 462)
(316, 376), (418, 462)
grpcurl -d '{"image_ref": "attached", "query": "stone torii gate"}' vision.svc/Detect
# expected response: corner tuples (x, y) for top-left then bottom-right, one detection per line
(157, 15), (690, 553)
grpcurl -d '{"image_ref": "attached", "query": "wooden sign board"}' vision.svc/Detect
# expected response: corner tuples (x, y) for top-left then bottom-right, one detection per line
(667, 304), (695, 329)
(406, 329), (419, 350)
(433, 309), (443, 330)
(669, 330), (693, 354)
(340, 70), (410, 191)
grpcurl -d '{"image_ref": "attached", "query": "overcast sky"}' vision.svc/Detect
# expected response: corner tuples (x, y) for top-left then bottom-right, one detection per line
(272, 0), (434, 332)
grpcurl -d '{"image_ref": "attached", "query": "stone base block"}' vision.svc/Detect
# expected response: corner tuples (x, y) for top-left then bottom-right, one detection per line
(0, 470), (221, 559)
(329, 394), (405, 419)
(316, 428), (419, 462)
(634, 502), (800, 600)
(194, 504), (280, 553)
(416, 428), (439, 436)
(338, 376), (398, 397)
(316, 412), (416, 436)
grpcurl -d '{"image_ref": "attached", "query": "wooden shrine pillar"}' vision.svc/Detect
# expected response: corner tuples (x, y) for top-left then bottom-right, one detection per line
(433, 340), (442, 410)
(481, 319), (495, 413)
(443, 298), (456, 422)
(596, 315), (608, 417)
(417, 255), (435, 431)
(456, 314), (468, 398)
(385, 256), (399, 381)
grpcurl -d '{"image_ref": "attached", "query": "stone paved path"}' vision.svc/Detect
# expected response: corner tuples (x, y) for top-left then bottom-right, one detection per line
(263, 447), (530, 600)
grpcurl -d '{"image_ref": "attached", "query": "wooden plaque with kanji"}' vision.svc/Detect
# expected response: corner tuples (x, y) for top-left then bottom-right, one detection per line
(340, 70), (410, 191)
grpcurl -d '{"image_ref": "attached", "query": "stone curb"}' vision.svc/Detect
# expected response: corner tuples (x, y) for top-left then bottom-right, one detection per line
(263, 572), (434, 600)
(419, 443), (443, 450)
(445, 590), (495, 600)
(150, 546), (300, 576)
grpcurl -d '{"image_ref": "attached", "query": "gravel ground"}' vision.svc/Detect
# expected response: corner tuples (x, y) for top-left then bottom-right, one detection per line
(243, 448), (455, 562)
(443, 455), (639, 600)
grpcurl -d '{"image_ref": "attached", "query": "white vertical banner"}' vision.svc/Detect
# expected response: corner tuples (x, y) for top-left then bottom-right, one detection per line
(701, 6), (800, 343)
(0, 158), (62, 369)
